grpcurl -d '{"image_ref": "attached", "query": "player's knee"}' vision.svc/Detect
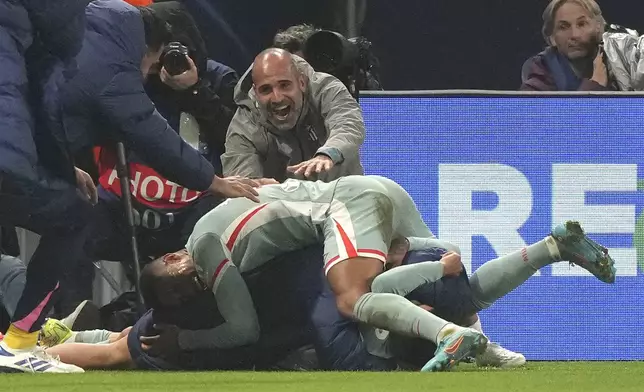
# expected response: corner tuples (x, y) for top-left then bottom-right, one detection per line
(335, 290), (364, 318)
(108, 337), (133, 368)
(114, 327), (132, 343)
(370, 273), (394, 295)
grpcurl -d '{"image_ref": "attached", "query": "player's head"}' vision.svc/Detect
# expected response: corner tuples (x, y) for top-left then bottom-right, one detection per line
(252, 48), (306, 132)
(140, 249), (207, 309)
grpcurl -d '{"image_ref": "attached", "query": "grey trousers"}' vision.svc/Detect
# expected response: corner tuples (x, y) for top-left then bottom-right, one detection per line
(0, 255), (26, 318)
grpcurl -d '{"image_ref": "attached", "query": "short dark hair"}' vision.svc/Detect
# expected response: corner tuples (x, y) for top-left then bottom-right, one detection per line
(147, 1), (209, 72)
(273, 24), (321, 54)
(138, 6), (173, 51)
(140, 259), (164, 310)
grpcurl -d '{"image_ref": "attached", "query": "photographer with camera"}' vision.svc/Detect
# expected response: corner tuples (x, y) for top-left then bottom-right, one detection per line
(274, 24), (383, 96)
(222, 48), (365, 182)
(143, 1), (239, 174)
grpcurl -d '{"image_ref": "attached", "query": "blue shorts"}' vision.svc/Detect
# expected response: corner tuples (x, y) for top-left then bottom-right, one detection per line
(128, 307), (261, 371)
(403, 247), (477, 325)
(128, 310), (178, 371)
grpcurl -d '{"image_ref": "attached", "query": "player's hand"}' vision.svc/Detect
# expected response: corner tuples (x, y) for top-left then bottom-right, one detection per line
(287, 155), (334, 178)
(160, 55), (199, 90)
(140, 323), (181, 358)
(385, 237), (410, 270)
(440, 251), (463, 277)
(210, 176), (260, 202)
(74, 167), (97, 205)
(591, 47), (608, 87)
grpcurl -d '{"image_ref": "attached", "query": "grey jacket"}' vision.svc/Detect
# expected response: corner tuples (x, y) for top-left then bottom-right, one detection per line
(221, 56), (365, 182)
(603, 29), (644, 91)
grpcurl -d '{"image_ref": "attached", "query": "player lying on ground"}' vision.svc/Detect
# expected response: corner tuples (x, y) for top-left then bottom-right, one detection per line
(1, 240), (521, 369)
(2, 247), (322, 370)
(38, 243), (502, 370)
(135, 175), (498, 371)
(40, 224), (615, 369)
(36, 246), (408, 370)
(36, 244), (475, 370)
(144, 219), (613, 371)
(147, 175), (614, 371)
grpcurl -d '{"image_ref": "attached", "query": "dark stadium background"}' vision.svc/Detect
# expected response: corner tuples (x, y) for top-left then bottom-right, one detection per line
(185, 0), (644, 91)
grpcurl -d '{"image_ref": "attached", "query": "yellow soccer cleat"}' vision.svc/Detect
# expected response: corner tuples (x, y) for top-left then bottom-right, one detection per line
(39, 319), (72, 348)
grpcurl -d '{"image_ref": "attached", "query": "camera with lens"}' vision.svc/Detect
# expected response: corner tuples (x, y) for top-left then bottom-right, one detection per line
(161, 41), (191, 76)
(303, 30), (382, 99)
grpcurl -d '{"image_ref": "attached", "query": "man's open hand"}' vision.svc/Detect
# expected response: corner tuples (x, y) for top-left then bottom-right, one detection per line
(210, 176), (260, 202)
(287, 155), (334, 178)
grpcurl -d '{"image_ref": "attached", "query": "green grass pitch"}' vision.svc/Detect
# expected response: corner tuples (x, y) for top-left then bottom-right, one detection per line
(3, 362), (644, 392)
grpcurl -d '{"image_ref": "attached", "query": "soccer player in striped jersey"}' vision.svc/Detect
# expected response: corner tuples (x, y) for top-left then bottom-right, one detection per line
(139, 175), (615, 371)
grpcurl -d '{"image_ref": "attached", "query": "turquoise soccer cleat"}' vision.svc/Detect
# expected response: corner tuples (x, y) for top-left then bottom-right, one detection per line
(551, 221), (616, 284)
(421, 328), (488, 372)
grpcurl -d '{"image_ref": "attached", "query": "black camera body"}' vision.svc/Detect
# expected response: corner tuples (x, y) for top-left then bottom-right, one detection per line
(162, 41), (190, 76)
(303, 30), (382, 99)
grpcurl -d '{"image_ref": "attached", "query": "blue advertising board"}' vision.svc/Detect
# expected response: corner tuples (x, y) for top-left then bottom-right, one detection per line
(360, 94), (644, 360)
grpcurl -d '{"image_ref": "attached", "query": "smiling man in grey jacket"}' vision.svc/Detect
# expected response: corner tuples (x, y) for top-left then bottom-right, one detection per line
(222, 48), (364, 182)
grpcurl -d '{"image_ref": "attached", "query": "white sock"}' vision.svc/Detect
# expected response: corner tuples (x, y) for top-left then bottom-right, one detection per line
(70, 329), (113, 344)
